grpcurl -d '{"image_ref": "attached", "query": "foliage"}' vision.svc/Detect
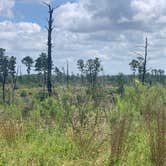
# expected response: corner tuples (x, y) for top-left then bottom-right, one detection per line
(21, 56), (34, 75)
(0, 81), (166, 165)
(35, 53), (47, 74)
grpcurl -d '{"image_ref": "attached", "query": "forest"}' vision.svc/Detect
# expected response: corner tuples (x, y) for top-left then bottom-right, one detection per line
(0, 1), (166, 166)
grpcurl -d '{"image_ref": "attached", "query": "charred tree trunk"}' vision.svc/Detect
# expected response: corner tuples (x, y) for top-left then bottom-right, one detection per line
(11, 67), (19, 103)
(43, 70), (47, 94)
(11, 75), (15, 103)
(44, 3), (54, 96)
(2, 75), (6, 103)
(66, 60), (69, 89)
(142, 37), (148, 84)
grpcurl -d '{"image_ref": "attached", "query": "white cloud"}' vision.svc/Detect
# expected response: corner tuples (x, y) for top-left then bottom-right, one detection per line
(0, 0), (51, 19)
(0, 0), (15, 18)
(156, 16), (166, 23)
(0, 21), (46, 74)
(56, 2), (110, 32)
(131, 0), (166, 13)
(117, 17), (130, 24)
(131, 0), (166, 21)
(1, 0), (166, 74)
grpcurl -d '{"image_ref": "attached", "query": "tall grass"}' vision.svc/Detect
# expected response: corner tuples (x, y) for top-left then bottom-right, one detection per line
(0, 119), (24, 144)
(109, 116), (131, 166)
(143, 105), (166, 166)
(0, 84), (166, 165)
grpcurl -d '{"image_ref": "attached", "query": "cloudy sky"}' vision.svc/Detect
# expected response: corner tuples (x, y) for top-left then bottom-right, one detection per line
(1, 0), (166, 74)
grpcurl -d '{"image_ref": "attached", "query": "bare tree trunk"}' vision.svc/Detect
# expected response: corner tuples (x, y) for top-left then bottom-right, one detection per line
(81, 72), (83, 85)
(142, 37), (148, 84)
(44, 3), (54, 96)
(2, 76), (6, 103)
(11, 75), (14, 103)
(66, 60), (69, 89)
(43, 70), (47, 94)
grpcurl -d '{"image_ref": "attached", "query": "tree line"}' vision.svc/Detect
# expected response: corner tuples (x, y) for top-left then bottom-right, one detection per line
(0, 3), (165, 103)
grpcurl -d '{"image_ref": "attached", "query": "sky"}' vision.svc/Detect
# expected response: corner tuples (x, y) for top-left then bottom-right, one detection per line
(1, 0), (166, 74)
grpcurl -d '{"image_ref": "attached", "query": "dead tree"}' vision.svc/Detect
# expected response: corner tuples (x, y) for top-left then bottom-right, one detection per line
(43, 2), (55, 96)
(66, 60), (69, 89)
(142, 37), (148, 84)
(131, 37), (149, 84)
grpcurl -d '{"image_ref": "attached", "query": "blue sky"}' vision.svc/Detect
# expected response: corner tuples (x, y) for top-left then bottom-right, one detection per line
(12, 0), (73, 26)
(0, 0), (166, 74)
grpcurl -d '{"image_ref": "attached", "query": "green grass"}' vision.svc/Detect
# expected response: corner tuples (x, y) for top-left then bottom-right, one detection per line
(0, 84), (165, 165)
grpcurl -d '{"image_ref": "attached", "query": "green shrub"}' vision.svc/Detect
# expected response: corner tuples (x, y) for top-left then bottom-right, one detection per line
(20, 90), (28, 98)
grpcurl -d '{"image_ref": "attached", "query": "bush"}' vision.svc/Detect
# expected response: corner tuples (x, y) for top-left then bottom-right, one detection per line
(35, 90), (48, 101)
(20, 90), (28, 98)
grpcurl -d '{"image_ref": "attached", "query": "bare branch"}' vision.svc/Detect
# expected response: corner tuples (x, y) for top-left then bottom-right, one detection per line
(42, 1), (49, 7)
(135, 45), (145, 48)
(130, 51), (144, 57)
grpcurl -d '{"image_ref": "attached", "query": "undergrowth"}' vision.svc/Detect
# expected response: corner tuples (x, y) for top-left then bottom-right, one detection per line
(0, 84), (165, 165)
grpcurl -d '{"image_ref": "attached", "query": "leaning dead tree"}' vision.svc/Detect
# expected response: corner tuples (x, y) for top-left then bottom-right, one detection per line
(43, 2), (55, 96)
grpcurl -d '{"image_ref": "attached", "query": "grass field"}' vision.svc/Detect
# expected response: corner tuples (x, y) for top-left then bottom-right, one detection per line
(0, 83), (165, 166)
